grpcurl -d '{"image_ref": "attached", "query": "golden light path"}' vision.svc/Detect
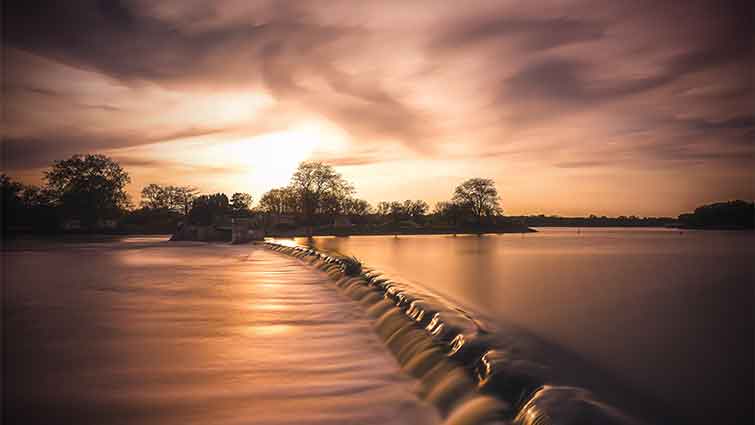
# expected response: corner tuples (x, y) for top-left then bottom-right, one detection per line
(4, 238), (440, 424)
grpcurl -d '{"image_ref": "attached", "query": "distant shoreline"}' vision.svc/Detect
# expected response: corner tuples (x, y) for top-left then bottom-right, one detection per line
(264, 222), (536, 238)
(266, 228), (537, 238)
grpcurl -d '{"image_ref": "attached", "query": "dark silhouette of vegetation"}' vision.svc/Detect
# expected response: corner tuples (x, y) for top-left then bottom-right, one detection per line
(678, 200), (754, 229)
(45, 154), (131, 226)
(2, 175), (60, 234)
(258, 187), (298, 215)
(189, 193), (230, 226)
(140, 184), (197, 215)
(230, 192), (253, 216)
(452, 178), (502, 224)
(257, 162), (372, 230)
(510, 214), (675, 228)
(119, 207), (184, 234)
(376, 200), (429, 224)
(433, 201), (469, 226)
(289, 161), (354, 230)
(341, 198), (372, 217)
(4, 153), (750, 238)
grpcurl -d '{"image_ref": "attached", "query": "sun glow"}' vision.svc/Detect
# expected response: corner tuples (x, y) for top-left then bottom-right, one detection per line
(119, 119), (349, 196)
(228, 120), (348, 188)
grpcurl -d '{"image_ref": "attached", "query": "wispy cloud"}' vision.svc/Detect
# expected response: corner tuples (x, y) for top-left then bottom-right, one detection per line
(3, 0), (752, 214)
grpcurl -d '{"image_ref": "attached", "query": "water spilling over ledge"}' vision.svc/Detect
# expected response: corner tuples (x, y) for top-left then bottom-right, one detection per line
(266, 240), (647, 425)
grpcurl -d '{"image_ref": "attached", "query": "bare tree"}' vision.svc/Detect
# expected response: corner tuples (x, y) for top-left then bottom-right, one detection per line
(289, 161), (353, 226)
(258, 187), (297, 215)
(452, 178), (502, 224)
(342, 198), (372, 216)
(140, 184), (197, 215)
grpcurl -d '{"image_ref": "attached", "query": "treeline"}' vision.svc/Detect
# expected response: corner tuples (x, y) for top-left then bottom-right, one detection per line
(510, 214), (676, 227)
(511, 200), (754, 229)
(2, 155), (133, 234)
(2, 154), (510, 236)
(678, 200), (753, 229)
(7, 153), (746, 236)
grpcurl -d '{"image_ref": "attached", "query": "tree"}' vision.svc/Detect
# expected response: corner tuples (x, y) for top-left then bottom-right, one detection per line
(679, 200), (754, 229)
(433, 201), (467, 226)
(452, 178), (502, 224)
(230, 192), (253, 215)
(258, 187), (297, 215)
(342, 198), (372, 216)
(2, 175), (60, 234)
(140, 184), (197, 215)
(376, 201), (391, 216)
(189, 193), (229, 225)
(44, 154), (131, 226)
(404, 200), (429, 220)
(289, 161), (353, 225)
(1, 174), (24, 233)
(173, 186), (197, 216)
(19, 185), (55, 208)
(389, 201), (406, 223)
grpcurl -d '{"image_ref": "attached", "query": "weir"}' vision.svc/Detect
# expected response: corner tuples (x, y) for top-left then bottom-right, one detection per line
(265, 240), (646, 425)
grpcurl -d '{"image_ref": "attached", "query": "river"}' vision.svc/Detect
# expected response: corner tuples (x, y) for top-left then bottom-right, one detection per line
(3, 238), (438, 425)
(297, 228), (754, 425)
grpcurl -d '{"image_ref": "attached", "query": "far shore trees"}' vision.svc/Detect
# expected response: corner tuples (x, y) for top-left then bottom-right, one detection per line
(678, 200), (754, 229)
(230, 192), (253, 216)
(375, 200), (428, 224)
(10, 155), (732, 237)
(452, 178), (502, 224)
(45, 154), (131, 226)
(140, 184), (198, 215)
(258, 187), (298, 215)
(189, 193), (230, 226)
(289, 161), (354, 229)
(342, 198), (372, 216)
(433, 201), (467, 226)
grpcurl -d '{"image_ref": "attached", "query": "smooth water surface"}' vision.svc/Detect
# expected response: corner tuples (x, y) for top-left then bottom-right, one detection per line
(300, 228), (754, 425)
(3, 237), (437, 425)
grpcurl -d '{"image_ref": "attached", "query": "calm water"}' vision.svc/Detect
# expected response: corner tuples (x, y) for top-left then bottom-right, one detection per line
(3, 238), (438, 425)
(299, 228), (754, 425)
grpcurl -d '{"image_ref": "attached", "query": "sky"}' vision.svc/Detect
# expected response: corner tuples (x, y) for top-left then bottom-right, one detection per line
(3, 0), (753, 216)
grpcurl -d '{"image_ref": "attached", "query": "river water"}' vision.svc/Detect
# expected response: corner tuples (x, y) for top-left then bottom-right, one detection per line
(3, 238), (439, 425)
(298, 228), (754, 425)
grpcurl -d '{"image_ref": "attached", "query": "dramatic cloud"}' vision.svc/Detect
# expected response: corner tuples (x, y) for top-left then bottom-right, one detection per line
(2, 0), (752, 215)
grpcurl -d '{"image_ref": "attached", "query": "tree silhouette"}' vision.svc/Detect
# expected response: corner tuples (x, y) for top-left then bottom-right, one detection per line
(44, 154), (131, 226)
(230, 192), (253, 215)
(258, 187), (297, 215)
(452, 178), (502, 224)
(189, 193), (229, 225)
(342, 198), (372, 216)
(140, 184), (197, 215)
(289, 161), (353, 227)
